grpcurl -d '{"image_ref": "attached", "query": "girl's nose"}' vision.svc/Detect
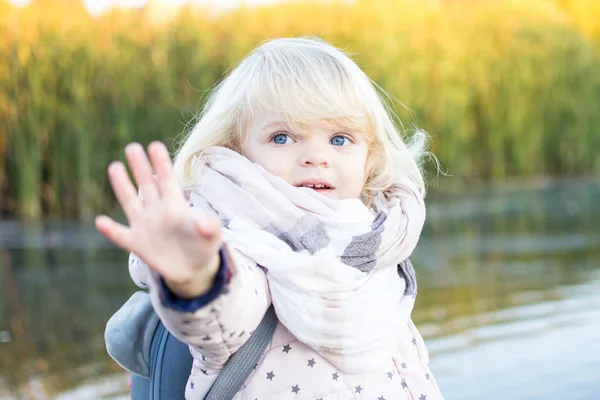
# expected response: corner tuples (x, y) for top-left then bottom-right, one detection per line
(299, 144), (330, 167)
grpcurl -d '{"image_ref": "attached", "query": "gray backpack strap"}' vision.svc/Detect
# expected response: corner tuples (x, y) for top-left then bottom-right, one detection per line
(204, 305), (278, 400)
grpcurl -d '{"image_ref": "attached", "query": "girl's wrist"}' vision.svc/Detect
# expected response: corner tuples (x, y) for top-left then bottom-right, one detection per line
(164, 252), (222, 299)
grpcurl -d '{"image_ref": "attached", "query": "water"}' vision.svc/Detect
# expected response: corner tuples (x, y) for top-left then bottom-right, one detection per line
(1, 178), (599, 399)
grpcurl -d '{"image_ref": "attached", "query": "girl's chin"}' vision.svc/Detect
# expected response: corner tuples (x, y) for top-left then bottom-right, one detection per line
(310, 188), (337, 199)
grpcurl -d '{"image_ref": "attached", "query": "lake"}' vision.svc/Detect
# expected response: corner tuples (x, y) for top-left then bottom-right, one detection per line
(1, 178), (599, 399)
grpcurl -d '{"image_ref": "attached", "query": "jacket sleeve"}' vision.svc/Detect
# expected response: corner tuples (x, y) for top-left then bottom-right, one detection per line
(143, 244), (272, 370)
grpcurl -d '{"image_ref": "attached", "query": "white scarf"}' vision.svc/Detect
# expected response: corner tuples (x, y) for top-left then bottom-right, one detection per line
(188, 147), (426, 373)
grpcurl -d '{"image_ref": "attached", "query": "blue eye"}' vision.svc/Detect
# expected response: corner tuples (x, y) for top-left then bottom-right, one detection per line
(272, 133), (290, 144)
(330, 135), (349, 146)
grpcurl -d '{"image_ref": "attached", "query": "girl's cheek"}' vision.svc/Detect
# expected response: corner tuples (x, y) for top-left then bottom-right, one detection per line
(259, 156), (293, 180)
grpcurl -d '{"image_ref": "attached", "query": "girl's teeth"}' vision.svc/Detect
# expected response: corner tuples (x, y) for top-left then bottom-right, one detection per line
(304, 184), (328, 188)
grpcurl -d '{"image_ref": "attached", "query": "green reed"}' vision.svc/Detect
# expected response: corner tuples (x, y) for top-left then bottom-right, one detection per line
(1, 0), (599, 219)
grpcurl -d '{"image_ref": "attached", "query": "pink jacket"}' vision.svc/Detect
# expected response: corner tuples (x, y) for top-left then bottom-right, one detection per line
(132, 245), (444, 400)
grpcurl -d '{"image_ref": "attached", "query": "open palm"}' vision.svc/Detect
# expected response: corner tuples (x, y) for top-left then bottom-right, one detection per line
(95, 141), (222, 297)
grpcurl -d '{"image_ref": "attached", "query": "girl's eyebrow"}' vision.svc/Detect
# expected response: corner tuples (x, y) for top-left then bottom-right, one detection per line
(261, 121), (310, 138)
(261, 121), (289, 131)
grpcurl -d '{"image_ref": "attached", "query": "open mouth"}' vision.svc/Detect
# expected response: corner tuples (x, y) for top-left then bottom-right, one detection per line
(296, 181), (335, 194)
(300, 184), (333, 190)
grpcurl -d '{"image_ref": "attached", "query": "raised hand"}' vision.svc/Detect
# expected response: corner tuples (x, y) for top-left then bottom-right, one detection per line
(95, 141), (222, 298)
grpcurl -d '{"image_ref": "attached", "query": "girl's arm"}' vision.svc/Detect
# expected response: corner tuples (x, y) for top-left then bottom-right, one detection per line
(96, 141), (270, 369)
(131, 244), (271, 370)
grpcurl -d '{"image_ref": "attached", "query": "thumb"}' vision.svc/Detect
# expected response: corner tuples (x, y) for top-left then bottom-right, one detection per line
(194, 215), (222, 239)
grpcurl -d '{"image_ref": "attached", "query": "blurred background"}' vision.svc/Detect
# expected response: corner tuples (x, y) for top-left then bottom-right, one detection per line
(1, 0), (599, 398)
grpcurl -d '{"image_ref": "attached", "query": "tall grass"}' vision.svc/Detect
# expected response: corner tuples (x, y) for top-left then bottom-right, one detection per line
(1, 0), (599, 219)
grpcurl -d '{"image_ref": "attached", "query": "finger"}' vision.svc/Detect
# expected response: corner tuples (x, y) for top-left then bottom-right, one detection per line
(108, 161), (143, 220)
(95, 215), (133, 251)
(125, 143), (160, 202)
(147, 141), (182, 201)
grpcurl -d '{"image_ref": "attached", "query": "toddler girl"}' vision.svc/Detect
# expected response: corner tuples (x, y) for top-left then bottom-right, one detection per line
(96, 36), (443, 400)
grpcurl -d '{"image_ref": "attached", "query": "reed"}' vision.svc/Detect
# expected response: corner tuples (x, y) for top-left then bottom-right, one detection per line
(1, 0), (599, 219)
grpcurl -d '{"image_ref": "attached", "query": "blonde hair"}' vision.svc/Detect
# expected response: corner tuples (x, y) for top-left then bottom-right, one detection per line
(173, 37), (431, 203)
